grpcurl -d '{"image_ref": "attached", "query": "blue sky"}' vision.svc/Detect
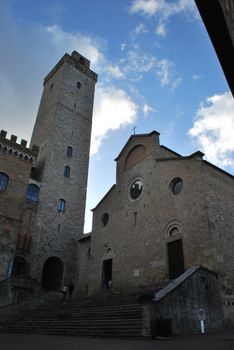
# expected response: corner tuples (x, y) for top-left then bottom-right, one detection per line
(0, 0), (233, 232)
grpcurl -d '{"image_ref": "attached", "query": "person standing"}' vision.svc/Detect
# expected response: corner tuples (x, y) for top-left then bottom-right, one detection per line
(62, 284), (68, 301)
(68, 283), (74, 299)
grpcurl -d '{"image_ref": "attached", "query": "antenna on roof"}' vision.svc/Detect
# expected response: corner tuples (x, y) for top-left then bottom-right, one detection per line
(132, 126), (136, 135)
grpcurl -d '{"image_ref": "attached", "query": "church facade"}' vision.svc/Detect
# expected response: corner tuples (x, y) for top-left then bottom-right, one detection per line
(77, 131), (234, 321)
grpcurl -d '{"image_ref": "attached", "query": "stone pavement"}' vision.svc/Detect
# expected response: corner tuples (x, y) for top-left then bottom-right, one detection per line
(0, 329), (234, 350)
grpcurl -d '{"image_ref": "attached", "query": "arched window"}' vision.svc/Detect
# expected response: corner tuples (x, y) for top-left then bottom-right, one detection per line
(66, 146), (73, 158)
(64, 166), (70, 177)
(0, 173), (9, 191)
(26, 184), (39, 203)
(58, 199), (65, 212)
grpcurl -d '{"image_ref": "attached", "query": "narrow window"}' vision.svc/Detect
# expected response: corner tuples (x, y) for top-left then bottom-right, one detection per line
(64, 166), (70, 177)
(26, 184), (39, 203)
(67, 146), (73, 158)
(58, 199), (65, 212)
(0, 173), (9, 191)
(134, 212), (137, 227)
(76, 81), (81, 89)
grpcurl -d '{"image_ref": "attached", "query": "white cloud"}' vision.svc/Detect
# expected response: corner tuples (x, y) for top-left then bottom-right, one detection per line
(156, 58), (171, 86)
(122, 49), (181, 89)
(189, 92), (234, 169)
(130, 0), (166, 16)
(156, 58), (182, 89)
(130, 0), (196, 17)
(143, 103), (155, 117)
(130, 0), (197, 37)
(91, 86), (138, 155)
(155, 23), (167, 37)
(120, 43), (126, 51)
(104, 65), (125, 79)
(124, 50), (157, 73)
(46, 25), (103, 68)
(192, 74), (203, 81)
(134, 22), (148, 35)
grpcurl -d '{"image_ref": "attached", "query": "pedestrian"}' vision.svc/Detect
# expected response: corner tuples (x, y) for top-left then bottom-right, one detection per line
(61, 284), (68, 301)
(68, 282), (74, 299)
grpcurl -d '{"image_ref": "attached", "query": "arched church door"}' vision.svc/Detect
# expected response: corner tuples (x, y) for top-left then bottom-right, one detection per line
(41, 257), (63, 291)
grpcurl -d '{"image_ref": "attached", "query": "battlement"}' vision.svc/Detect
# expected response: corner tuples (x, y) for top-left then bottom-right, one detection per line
(0, 130), (39, 163)
(44, 51), (98, 85)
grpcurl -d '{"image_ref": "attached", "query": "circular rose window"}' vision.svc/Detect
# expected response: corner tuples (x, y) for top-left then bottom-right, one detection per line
(129, 179), (143, 201)
(170, 178), (183, 195)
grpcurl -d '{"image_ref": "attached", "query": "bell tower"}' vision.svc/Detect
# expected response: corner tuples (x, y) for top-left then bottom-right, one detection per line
(30, 51), (97, 288)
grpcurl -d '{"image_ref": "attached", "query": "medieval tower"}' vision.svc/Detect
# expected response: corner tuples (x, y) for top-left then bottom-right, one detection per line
(29, 51), (97, 289)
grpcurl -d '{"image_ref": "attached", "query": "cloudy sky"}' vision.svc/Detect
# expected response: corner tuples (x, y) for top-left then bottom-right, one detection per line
(1, 0), (233, 232)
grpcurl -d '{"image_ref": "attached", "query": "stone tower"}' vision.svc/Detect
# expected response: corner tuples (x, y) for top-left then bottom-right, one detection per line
(29, 51), (97, 290)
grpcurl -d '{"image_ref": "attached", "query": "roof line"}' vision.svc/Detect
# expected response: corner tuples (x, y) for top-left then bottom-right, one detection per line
(91, 184), (116, 211)
(115, 131), (160, 161)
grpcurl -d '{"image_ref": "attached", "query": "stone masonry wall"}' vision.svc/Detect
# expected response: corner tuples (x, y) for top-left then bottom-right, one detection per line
(154, 268), (223, 335)
(0, 138), (37, 280)
(87, 135), (217, 295)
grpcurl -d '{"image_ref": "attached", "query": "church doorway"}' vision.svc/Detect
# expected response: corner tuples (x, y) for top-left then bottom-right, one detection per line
(41, 257), (63, 291)
(102, 258), (112, 289)
(167, 239), (185, 279)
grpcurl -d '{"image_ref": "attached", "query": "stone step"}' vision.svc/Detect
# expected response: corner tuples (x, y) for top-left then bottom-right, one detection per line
(0, 290), (154, 337)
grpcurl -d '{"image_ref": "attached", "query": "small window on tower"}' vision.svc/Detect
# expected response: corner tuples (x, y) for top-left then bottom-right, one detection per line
(64, 166), (70, 177)
(0, 173), (9, 192)
(67, 146), (73, 158)
(58, 199), (65, 212)
(76, 81), (81, 89)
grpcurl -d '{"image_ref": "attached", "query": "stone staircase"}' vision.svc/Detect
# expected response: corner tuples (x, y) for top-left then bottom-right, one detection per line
(0, 291), (151, 337)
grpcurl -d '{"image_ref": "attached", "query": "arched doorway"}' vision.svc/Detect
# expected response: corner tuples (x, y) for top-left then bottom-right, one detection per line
(41, 257), (63, 291)
(12, 256), (28, 277)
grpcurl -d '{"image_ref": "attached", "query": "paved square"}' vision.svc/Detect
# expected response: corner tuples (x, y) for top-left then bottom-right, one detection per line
(0, 329), (234, 350)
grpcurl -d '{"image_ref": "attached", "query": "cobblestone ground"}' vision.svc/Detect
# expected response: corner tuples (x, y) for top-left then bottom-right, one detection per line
(1, 329), (234, 350)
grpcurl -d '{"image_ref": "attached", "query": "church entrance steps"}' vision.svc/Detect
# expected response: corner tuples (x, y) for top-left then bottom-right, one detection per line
(0, 292), (148, 337)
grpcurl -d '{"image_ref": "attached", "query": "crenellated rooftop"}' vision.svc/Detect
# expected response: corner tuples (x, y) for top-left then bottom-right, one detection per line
(0, 130), (39, 163)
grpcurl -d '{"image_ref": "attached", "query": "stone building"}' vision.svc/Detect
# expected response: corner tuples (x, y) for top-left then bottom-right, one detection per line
(0, 50), (233, 332)
(28, 51), (97, 290)
(77, 131), (234, 321)
(0, 51), (97, 294)
(0, 131), (38, 281)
